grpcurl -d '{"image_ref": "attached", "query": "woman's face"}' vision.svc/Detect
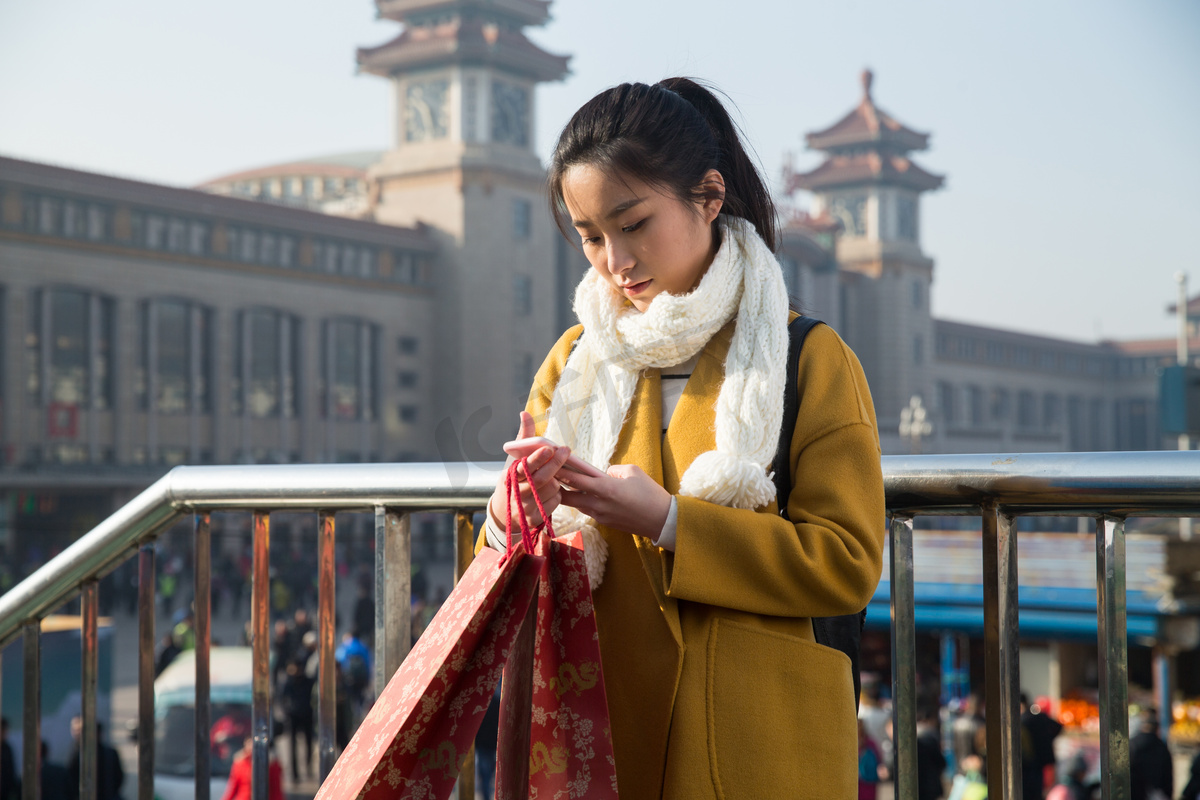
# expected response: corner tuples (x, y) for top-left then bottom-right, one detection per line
(561, 164), (724, 313)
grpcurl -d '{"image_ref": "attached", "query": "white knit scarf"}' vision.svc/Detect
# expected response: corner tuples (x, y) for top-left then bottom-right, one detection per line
(545, 216), (789, 587)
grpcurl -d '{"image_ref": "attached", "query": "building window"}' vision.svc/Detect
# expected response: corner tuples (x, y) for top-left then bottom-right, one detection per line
(141, 300), (213, 414)
(279, 236), (296, 268)
(167, 218), (187, 252)
(514, 274), (532, 316)
(1043, 394), (1061, 430)
(397, 336), (418, 356)
(146, 214), (166, 249)
(911, 280), (922, 309)
(321, 319), (379, 421)
(913, 336), (923, 365)
(938, 382), (955, 425)
(399, 405), (418, 424)
(966, 385), (984, 427)
(397, 371), (418, 389)
(1067, 396), (1086, 450)
(990, 388), (1010, 422)
(1017, 390), (1037, 428)
(233, 309), (299, 418)
(26, 288), (115, 411)
(513, 198), (532, 240)
(986, 342), (1005, 364)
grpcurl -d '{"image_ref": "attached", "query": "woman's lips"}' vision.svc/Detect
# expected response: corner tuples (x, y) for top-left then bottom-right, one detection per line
(623, 279), (651, 295)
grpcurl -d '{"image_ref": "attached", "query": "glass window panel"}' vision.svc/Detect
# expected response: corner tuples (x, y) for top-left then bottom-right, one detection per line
(87, 205), (108, 241)
(323, 242), (338, 273)
(359, 248), (374, 278)
(156, 300), (189, 414)
(95, 298), (114, 411)
(62, 201), (84, 238)
(188, 221), (208, 255)
(197, 308), (212, 413)
(25, 290), (40, 400)
(240, 229), (258, 262)
(248, 310), (279, 418)
(279, 236), (296, 268)
(331, 320), (359, 419)
(341, 246), (357, 275)
(146, 214), (166, 249)
(260, 233), (277, 265)
(38, 197), (59, 235)
(50, 289), (88, 406)
(167, 218), (186, 252)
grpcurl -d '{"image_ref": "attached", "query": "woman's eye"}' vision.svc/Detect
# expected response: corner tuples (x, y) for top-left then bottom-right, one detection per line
(581, 235), (601, 246)
(622, 219), (647, 234)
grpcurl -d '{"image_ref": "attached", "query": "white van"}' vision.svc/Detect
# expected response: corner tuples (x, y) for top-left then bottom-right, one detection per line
(153, 646), (253, 800)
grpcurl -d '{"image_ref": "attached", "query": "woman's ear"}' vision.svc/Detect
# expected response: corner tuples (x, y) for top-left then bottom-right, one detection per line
(697, 168), (725, 223)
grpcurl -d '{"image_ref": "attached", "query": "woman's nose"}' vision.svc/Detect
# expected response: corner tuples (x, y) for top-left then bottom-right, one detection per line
(606, 241), (635, 274)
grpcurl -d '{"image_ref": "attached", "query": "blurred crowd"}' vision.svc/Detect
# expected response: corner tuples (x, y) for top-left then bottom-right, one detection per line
(855, 685), (1200, 800)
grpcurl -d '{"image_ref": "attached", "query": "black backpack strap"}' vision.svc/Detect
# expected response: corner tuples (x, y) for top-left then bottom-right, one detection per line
(773, 315), (868, 711)
(773, 314), (823, 520)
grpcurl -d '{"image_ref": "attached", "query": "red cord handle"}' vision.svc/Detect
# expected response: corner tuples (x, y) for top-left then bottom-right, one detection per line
(503, 456), (554, 556)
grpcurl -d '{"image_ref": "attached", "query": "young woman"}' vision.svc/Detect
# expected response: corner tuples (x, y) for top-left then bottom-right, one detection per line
(481, 77), (886, 799)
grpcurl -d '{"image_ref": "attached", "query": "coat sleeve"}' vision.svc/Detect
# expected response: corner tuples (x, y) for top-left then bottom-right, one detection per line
(663, 324), (886, 618)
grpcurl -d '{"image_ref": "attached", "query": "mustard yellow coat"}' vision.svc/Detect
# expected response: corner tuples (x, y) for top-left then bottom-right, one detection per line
(482, 312), (885, 800)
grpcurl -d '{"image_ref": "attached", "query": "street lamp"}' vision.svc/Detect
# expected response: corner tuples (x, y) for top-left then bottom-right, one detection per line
(899, 394), (932, 454)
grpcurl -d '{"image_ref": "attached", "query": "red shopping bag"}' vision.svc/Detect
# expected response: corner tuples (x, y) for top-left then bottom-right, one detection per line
(496, 466), (619, 799)
(316, 464), (544, 800)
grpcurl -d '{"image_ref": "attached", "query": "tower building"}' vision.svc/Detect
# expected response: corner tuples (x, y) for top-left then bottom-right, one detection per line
(788, 70), (944, 445)
(358, 0), (570, 454)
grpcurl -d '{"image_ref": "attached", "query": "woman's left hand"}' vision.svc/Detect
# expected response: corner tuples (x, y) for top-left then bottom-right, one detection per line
(557, 464), (672, 542)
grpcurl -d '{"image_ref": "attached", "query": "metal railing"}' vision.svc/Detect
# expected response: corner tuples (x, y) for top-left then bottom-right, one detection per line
(0, 451), (1198, 800)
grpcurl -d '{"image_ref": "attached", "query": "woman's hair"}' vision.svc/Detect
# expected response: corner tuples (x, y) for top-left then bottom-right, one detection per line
(548, 77), (777, 251)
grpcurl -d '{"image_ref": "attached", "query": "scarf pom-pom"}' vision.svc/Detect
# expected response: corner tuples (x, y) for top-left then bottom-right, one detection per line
(580, 524), (608, 588)
(678, 451), (776, 510)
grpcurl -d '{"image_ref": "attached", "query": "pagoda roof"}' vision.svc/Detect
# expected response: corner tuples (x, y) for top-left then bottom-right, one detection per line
(789, 151), (944, 193)
(357, 13), (569, 82)
(375, 0), (552, 26)
(806, 70), (931, 154)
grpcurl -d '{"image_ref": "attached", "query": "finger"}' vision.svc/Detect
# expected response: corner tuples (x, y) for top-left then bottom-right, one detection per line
(558, 486), (597, 515)
(521, 444), (560, 477)
(529, 447), (570, 486)
(518, 410), (535, 439)
(556, 468), (601, 493)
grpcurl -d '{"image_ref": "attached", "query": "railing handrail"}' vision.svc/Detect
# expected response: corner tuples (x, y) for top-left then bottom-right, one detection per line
(2, 450), (1198, 649)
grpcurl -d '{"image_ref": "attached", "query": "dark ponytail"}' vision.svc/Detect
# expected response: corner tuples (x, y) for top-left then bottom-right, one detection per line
(548, 77), (777, 251)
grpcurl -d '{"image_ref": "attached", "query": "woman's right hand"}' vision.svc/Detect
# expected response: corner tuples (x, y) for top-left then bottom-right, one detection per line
(488, 411), (571, 535)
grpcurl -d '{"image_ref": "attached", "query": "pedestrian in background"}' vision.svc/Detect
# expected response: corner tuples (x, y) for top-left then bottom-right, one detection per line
(917, 710), (947, 800)
(1180, 748), (1200, 800)
(0, 717), (20, 800)
(858, 719), (883, 800)
(1129, 710), (1172, 800)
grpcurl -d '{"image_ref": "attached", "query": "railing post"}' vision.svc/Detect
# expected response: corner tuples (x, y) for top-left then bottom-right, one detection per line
(374, 506), (411, 697)
(22, 620), (40, 800)
(982, 503), (1021, 800)
(81, 581), (99, 800)
(1096, 514), (1130, 800)
(251, 512), (271, 800)
(889, 514), (917, 800)
(317, 511), (337, 782)
(194, 513), (212, 800)
(138, 544), (156, 800)
(455, 512), (477, 800)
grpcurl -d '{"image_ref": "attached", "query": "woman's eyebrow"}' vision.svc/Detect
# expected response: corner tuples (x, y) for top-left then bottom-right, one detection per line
(572, 197), (645, 228)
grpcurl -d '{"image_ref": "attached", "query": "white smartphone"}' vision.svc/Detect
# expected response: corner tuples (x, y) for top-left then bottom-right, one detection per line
(502, 436), (606, 478)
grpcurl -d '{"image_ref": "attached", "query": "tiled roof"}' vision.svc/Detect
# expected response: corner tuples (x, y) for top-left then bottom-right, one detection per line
(806, 70), (931, 153)
(357, 15), (569, 82)
(789, 151), (944, 192)
(375, 0), (551, 26)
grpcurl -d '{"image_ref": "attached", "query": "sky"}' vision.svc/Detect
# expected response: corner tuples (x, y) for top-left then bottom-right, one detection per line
(2, 0), (1198, 343)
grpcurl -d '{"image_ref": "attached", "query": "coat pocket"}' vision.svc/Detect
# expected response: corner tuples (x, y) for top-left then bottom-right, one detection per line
(706, 619), (856, 800)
